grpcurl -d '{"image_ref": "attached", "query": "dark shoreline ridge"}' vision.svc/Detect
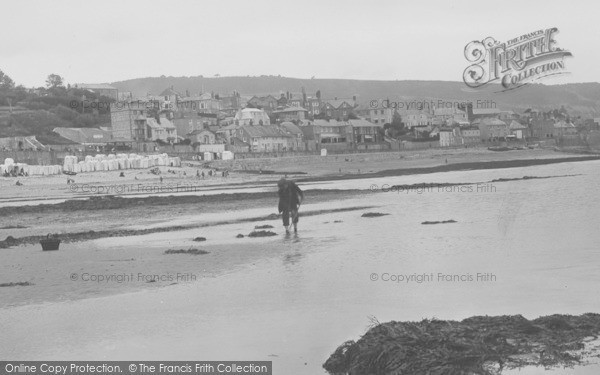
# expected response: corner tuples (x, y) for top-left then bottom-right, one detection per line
(323, 314), (600, 375)
(0, 206), (374, 248)
(0, 174), (578, 217)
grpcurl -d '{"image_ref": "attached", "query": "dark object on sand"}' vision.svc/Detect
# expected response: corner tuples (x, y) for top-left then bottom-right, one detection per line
(164, 248), (209, 255)
(236, 234), (245, 238)
(254, 224), (274, 229)
(334, 220), (343, 223)
(248, 230), (277, 237)
(0, 236), (18, 249)
(193, 236), (207, 242)
(40, 234), (61, 251)
(63, 170), (77, 176)
(324, 314), (600, 375)
(361, 212), (389, 218)
(421, 219), (457, 225)
(0, 281), (33, 287)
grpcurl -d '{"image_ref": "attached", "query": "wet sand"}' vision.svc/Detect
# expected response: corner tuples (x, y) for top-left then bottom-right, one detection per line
(2, 158), (600, 374)
(1, 148), (598, 309)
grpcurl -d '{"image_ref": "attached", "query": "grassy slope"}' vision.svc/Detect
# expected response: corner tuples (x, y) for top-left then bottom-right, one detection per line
(0, 110), (77, 144)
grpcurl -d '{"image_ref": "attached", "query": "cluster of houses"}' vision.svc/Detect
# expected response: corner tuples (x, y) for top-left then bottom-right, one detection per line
(106, 87), (389, 156)
(394, 106), (582, 147)
(2, 83), (596, 156)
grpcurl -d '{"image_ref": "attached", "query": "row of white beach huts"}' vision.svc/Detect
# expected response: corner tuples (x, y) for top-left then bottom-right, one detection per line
(1, 154), (182, 176)
(63, 153), (182, 173)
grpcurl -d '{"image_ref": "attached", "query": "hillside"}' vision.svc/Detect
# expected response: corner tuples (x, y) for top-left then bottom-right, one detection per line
(0, 110), (81, 144)
(112, 76), (600, 117)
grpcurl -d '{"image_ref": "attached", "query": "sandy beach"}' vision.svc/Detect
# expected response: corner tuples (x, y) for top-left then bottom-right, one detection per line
(1, 147), (597, 304)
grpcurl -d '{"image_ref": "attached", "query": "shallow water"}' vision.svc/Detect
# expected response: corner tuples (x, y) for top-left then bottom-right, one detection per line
(2, 160), (600, 374)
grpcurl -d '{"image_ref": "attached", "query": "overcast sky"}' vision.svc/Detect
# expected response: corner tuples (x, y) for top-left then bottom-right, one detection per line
(1, 0), (598, 87)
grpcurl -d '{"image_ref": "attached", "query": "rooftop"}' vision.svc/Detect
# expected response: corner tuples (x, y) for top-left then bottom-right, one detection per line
(240, 125), (291, 138)
(348, 119), (382, 128)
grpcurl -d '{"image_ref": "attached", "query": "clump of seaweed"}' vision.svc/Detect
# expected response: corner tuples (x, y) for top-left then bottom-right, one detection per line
(323, 314), (600, 375)
(255, 224), (274, 229)
(361, 212), (389, 218)
(0, 281), (33, 287)
(0, 236), (18, 249)
(422, 219), (457, 225)
(164, 248), (209, 255)
(248, 230), (277, 237)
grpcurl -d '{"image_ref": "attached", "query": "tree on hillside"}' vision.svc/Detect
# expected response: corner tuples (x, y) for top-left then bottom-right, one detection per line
(383, 111), (407, 139)
(0, 70), (15, 91)
(46, 74), (65, 89)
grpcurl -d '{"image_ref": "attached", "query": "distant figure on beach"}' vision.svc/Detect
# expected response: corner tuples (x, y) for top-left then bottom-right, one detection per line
(160, 176), (163, 183)
(277, 178), (304, 234)
(119, 172), (125, 177)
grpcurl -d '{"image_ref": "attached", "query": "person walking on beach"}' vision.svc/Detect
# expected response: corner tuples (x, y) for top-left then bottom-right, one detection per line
(277, 178), (304, 234)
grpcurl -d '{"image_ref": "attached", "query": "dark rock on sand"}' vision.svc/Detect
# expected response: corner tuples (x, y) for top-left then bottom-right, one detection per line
(236, 234), (245, 238)
(248, 230), (277, 237)
(164, 248), (209, 255)
(0, 236), (18, 249)
(193, 237), (207, 242)
(421, 219), (457, 225)
(361, 212), (389, 218)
